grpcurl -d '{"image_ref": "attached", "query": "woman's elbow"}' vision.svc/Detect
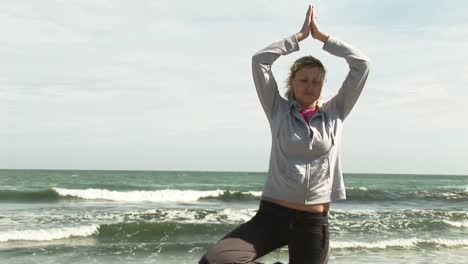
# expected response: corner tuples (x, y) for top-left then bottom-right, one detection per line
(357, 57), (371, 74)
(252, 54), (261, 64)
(362, 56), (371, 69)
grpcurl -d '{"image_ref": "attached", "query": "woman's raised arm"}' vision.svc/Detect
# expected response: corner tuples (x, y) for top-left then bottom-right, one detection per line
(251, 5), (312, 122)
(309, 5), (371, 120)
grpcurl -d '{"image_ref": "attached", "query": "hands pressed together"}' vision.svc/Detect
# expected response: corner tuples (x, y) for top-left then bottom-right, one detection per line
(295, 4), (329, 43)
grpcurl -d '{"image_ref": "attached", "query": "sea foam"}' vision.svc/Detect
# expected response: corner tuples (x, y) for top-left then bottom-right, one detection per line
(0, 225), (99, 242)
(442, 220), (468, 228)
(125, 208), (257, 224)
(332, 238), (468, 249)
(52, 188), (226, 202)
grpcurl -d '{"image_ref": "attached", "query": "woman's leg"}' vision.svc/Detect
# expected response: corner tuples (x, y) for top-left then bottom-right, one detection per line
(199, 204), (290, 264)
(287, 213), (329, 264)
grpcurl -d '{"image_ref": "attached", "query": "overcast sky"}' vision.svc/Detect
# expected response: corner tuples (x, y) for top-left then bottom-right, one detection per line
(1, 0), (467, 175)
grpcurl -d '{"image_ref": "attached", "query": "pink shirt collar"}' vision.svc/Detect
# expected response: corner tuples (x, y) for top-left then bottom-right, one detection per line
(300, 107), (318, 123)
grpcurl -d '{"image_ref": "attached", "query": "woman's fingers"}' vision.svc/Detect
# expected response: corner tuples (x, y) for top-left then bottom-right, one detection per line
(301, 5), (312, 32)
(306, 4), (312, 23)
(298, 3), (316, 41)
(311, 5), (316, 20)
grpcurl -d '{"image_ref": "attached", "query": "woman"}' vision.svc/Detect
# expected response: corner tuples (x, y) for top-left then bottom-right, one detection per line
(199, 3), (370, 264)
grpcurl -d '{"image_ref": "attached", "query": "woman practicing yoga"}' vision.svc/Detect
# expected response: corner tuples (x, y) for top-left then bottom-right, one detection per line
(200, 3), (370, 264)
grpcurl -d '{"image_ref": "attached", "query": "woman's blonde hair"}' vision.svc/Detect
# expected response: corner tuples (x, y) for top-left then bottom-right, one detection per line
(285, 55), (326, 106)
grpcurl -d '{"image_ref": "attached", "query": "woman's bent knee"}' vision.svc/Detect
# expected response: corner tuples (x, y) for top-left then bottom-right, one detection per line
(199, 238), (257, 264)
(198, 252), (256, 264)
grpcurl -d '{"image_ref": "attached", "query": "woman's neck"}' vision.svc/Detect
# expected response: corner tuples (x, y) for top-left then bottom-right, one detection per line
(299, 101), (318, 111)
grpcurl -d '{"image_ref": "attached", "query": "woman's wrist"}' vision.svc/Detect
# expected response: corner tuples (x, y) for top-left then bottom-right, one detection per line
(296, 31), (330, 43)
(295, 32), (307, 42)
(315, 31), (330, 43)
(296, 30), (330, 43)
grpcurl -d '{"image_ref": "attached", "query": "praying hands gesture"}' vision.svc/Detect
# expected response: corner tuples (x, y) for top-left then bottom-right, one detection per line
(295, 4), (329, 43)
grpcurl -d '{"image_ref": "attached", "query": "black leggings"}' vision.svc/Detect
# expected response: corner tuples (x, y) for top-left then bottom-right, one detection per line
(199, 200), (329, 264)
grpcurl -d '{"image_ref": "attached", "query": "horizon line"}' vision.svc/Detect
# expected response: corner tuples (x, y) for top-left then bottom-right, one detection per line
(0, 168), (467, 177)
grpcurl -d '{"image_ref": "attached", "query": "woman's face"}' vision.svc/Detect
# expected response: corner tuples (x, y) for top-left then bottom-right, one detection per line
(292, 66), (324, 109)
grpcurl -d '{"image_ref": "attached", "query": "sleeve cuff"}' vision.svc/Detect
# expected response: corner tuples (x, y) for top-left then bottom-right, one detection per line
(322, 35), (339, 52)
(287, 34), (300, 52)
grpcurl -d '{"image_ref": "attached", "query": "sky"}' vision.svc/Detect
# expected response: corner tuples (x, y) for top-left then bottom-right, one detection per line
(1, 0), (467, 175)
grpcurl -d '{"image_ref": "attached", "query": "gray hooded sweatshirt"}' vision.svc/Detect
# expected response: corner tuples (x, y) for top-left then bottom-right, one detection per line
(251, 34), (370, 204)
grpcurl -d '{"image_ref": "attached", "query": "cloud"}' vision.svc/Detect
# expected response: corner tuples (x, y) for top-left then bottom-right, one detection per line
(1, 0), (467, 173)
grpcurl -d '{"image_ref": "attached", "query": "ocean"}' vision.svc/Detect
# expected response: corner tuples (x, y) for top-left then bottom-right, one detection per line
(0, 169), (467, 264)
